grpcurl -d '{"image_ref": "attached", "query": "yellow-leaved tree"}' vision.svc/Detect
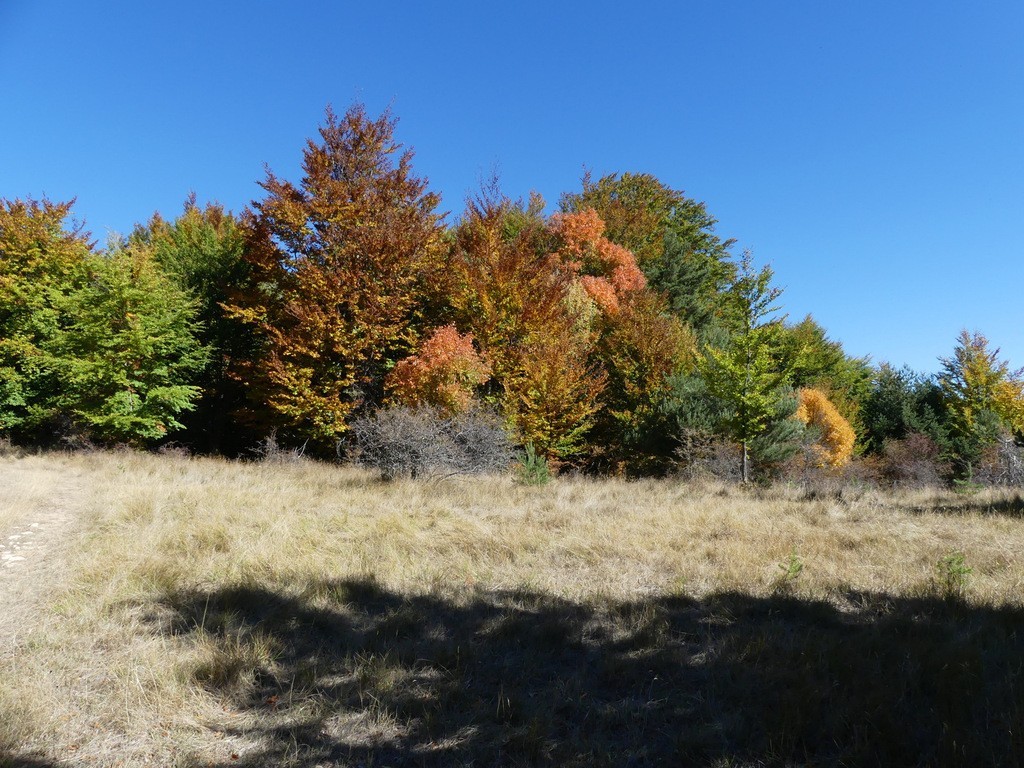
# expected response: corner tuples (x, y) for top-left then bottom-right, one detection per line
(795, 387), (856, 468)
(939, 329), (1024, 477)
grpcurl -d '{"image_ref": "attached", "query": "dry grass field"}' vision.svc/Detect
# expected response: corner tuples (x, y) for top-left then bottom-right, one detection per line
(2, 449), (1023, 766)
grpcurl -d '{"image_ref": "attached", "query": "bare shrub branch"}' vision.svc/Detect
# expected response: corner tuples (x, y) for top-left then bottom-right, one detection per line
(348, 406), (513, 480)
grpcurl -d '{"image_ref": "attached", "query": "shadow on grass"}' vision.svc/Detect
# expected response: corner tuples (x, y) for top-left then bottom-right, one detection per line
(911, 492), (1024, 519)
(152, 579), (1024, 767)
(0, 748), (61, 768)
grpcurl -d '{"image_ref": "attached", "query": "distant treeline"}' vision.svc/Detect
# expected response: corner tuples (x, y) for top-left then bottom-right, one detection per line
(2, 103), (1022, 483)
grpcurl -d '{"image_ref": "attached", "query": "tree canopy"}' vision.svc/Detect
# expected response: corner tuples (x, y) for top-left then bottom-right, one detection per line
(3, 102), (1022, 485)
(223, 104), (445, 449)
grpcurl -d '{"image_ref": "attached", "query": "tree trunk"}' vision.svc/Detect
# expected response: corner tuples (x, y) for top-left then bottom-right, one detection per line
(741, 440), (749, 483)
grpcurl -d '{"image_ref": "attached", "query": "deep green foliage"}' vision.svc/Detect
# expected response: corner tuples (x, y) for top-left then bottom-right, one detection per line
(664, 367), (727, 472)
(516, 442), (551, 485)
(131, 197), (250, 451)
(649, 229), (723, 335)
(862, 364), (950, 457)
(667, 370), (727, 437)
(46, 243), (208, 444)
(939, 330), (1024, 479)
(749, 388), (804, 474)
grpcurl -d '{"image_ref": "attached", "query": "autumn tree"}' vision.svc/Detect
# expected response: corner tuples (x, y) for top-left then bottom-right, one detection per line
(776, 315), (871, 446)
(223, 104), (444, 451)
(548, 208), (696, 471)
(130, 197), (249, 451)
(0, 197), (92, 438)
(447, 191), (605, 460)
(939, 330), (1024, 477)
(560, 172), (735, 337)
(550, 207), (647, 314)
(386, 325), (491, 415)
(795, 387), (856, 468)
(700, 251), (791, 482)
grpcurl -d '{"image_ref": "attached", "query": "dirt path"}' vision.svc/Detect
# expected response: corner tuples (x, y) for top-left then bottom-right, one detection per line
(0, 458), (87, 650)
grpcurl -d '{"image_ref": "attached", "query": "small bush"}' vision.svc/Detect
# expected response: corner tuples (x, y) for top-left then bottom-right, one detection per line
(251, 430), (308, 464)
(157, 441), (192, 459)
(674, 429), (742, 482)
(517, 443), (551, 486)
(935, 550), (972, 601)
(880, 432), (948, 489)
(348, 406), (513, 480)
(773, 548), (804, 593)
(776, 449), (881, 499)
(974, 432), (1024, 487)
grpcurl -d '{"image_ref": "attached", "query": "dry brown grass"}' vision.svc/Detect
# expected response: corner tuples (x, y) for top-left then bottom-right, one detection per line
(0, 453), (64, 535)
(2, 450), (1024, 766)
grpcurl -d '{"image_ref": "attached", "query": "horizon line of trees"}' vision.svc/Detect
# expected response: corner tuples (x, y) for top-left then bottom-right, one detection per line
(2, 103), (1022, 485)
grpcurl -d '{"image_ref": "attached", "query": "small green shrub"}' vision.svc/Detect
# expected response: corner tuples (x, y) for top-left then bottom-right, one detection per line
(773, 548), (804, 592)
(953, 476), (984, 496)
(517, 443), (551, 486)
(936, 550), (973, 600)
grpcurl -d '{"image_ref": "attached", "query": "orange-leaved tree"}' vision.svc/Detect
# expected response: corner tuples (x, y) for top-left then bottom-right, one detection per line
(560, 172), (737, 338)
(447, 191), (605, 459)
(223, 104), (444, 451)
(550, 207), (647, 314)
(795, 387), (856, 468)
(552, 207), (695, 472)
(386, 325), (490, 415)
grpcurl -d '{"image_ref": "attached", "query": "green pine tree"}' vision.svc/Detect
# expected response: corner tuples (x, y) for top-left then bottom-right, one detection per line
(700, 251), (790, 482)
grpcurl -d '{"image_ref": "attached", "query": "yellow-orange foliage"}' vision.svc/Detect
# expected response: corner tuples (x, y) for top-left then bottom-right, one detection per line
(578, 275), (620, 314)
(554, 207), (605, 256)
(551, 208), (646, 314)
(386, 325), (490, 415)
(795, 388), (856, 468)
(446, 195), (607, 458)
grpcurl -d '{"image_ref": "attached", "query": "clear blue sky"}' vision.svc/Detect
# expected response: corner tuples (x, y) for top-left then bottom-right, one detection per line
(3, 1), (1021, 374)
